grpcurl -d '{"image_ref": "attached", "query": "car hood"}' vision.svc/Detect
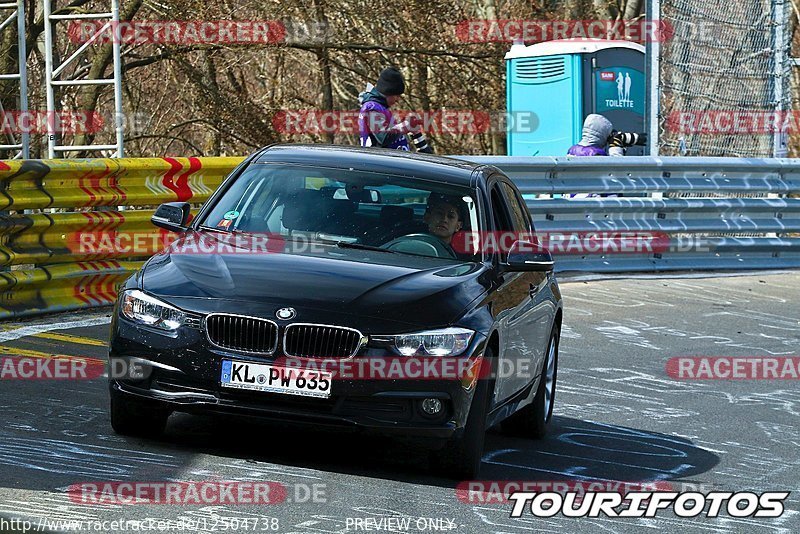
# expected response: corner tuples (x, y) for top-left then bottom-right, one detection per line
(141, 231), (489, 329)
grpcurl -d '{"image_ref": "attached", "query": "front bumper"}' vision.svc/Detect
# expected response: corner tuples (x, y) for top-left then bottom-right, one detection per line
(109, 314), (487, 441)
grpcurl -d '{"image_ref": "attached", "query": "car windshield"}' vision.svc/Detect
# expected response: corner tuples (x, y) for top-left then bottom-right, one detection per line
(199, 163), (482, 261)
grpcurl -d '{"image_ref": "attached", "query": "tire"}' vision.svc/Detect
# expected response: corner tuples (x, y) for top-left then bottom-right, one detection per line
(430, 347), (495, 479)
(110, 388), (170, 437)
(501, 324), (559, 439)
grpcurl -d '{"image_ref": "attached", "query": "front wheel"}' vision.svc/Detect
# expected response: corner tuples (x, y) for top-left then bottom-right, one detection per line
(110, 388), (170, 437)
(502, 324), (559, 439)
(429, 347), (495, 479)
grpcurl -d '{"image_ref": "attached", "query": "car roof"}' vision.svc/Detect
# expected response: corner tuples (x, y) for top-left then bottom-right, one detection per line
(254, 144), (485, 187)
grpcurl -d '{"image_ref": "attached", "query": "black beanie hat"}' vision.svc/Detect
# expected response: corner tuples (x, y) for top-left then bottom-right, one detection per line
(375, 67), (405, 96)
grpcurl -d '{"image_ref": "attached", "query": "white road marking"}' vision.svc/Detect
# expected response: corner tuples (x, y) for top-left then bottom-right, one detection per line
(0, 316), (111, 343)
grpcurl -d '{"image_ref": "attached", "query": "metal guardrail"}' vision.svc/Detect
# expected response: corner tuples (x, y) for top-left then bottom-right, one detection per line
(461, 156), (800, 272)
(0, 157), (242, 318)
(1, 155), (798, 318)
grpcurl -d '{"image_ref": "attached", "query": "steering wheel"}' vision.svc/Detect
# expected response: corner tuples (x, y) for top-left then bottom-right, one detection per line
(380, 233), (456, 258)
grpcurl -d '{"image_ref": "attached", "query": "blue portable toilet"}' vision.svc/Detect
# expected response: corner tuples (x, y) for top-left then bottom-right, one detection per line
(506, 39), (646, 156)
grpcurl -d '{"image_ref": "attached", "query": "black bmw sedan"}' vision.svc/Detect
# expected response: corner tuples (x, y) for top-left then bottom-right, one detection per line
(109, 144), (562, 478)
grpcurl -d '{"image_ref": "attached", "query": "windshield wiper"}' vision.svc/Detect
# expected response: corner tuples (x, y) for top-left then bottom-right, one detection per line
(334, 241), (395, 254)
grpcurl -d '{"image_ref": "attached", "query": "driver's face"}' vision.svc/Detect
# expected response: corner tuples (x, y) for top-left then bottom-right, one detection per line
(424, 203), (462, 244)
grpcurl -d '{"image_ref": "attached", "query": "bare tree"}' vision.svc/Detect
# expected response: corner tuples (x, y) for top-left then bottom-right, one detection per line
(2, 0), (645, 157)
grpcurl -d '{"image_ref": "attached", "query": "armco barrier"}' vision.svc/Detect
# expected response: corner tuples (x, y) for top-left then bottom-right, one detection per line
(0, 260), (142, 318)
(0, 157), (242, 209)
(0, 157), (242, 319)
(1, 155), (799, 318)
(458, 156), (800, 272)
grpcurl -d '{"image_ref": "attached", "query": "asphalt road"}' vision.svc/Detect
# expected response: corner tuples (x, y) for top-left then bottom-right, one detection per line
(0, 271), (798, 533)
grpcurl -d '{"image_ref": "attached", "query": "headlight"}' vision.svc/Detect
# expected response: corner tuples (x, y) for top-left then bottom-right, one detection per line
(121, 290), (185, 332)
(393, 327), (474, 357)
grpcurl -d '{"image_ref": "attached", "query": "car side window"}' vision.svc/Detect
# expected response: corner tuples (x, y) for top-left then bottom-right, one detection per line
(500, 182), (533, 234)
(490, 184), (514, 262)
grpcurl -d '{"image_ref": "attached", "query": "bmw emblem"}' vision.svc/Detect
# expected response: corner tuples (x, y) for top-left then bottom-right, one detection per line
(276, 307), (296, 320)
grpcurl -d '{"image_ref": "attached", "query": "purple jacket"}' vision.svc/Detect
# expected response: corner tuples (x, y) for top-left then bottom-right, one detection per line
(567, 144), (608, 156)
(358, 89), (409, 150)
(568, 114), (613, 156)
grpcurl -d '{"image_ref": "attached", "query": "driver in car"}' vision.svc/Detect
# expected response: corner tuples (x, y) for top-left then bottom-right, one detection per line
(424, 193), (466, 255)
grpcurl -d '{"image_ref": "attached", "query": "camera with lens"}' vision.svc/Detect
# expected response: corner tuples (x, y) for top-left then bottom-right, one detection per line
(608, 131), (648, 154)
(409, 131), (433, 153)
(403, 115), (433, 154)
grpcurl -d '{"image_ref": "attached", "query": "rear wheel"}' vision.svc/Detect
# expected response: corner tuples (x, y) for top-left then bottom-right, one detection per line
(430, 347), (495, 479)
(110, 388), (170, 437)
(502, 325), (559, 439)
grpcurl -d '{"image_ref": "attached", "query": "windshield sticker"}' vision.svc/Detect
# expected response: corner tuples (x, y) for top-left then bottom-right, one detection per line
(217, 218), (233, 229)
(223, 210), (240, 220)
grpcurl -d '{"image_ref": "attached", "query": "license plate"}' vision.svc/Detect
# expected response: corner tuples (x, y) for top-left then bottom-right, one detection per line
(220, 360), (332, 398)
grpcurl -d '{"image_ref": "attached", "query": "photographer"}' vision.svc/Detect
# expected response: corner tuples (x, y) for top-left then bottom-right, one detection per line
(358, 67), (433, 153)
(566, 114), (648, 199)
(567, 114), (646, 157)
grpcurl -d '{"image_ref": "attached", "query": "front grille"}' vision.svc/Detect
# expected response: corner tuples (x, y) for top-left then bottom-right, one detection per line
(205, 314), (278, 354)
(284, 324), (364, 358)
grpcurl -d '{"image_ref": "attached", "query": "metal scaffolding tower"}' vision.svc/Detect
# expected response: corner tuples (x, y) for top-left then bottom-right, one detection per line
(0, 0), (30, 159)
(43, 0), (124, 158)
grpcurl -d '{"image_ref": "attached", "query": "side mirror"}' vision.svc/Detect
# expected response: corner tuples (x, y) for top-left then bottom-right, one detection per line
(504, 240), (554, 272)
(151, 202), (190, 232)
